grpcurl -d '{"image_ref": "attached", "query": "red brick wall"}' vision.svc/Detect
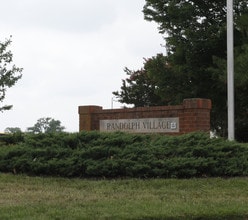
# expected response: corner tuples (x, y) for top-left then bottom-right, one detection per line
(78, 98), (211, 135)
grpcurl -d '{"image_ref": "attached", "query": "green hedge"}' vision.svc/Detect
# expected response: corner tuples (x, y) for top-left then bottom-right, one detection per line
(0, 132), (248, 178)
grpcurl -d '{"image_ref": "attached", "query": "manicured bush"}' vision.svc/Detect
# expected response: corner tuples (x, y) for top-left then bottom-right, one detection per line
(0, 131), (248, 178)
(0, 132), (24, 145)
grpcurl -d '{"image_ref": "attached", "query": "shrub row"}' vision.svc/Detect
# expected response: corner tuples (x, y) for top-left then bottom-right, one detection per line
(0, 131), (248, 178)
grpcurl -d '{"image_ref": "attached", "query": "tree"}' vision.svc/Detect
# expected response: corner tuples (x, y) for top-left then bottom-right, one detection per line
(113, 0), (248, 141)
(113, 54), (193, 107)
(0, 37), (23, 112)
(142, 1), (248, 139)
(27, 117), (65, 134)
(210, 43), (248, 140)
(4, 127), (22, 133)
(113, 65), (164, 107)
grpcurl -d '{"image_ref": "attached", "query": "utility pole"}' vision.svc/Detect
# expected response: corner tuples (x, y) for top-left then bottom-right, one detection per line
(227, 0), (235, 140)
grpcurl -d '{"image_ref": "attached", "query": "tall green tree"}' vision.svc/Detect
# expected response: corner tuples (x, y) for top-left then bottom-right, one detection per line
(113, 54), (193, 106)
(113, 65), (164, 107)
(113, 0), (248, 141)
(0, 37), (23, 112)
(27, 117), (65, 134)
(142, 0), (248, 140)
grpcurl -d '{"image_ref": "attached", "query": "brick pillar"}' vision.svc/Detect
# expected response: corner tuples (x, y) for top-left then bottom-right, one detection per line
(78, 106), (102, 131)
(182, 98), (212, 133)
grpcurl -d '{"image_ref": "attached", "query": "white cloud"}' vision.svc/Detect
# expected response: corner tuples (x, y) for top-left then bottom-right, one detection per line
(1, 0), (118, 32)
(0, 0), (165, 132)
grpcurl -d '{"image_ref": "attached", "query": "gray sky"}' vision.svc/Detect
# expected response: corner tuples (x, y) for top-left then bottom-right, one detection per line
(0, 0), (164, 132)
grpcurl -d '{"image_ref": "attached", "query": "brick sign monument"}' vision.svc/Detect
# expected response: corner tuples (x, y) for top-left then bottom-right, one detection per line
(78, 98), (211, 135)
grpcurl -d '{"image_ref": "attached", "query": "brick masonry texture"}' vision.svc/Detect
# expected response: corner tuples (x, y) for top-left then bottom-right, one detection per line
(78, 98), (211, 135)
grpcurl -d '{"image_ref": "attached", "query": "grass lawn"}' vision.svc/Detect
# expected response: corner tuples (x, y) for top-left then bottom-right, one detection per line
(0, 173), (248, 219)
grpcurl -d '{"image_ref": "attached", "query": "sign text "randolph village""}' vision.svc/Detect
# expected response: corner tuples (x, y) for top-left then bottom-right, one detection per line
(100, 118), (179, 133)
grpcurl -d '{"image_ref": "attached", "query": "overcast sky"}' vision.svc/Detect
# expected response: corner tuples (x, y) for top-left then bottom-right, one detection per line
(0, 0), (164, 132)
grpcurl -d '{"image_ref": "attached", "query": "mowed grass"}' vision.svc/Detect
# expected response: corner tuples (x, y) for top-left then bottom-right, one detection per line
(0, 174), (248, 220)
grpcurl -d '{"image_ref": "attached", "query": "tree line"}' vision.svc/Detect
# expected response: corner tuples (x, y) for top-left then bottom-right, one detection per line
(5, 117), (65, 134)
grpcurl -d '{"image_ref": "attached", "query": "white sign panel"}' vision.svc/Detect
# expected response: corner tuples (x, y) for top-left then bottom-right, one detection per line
(100, 118), (179, 133)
